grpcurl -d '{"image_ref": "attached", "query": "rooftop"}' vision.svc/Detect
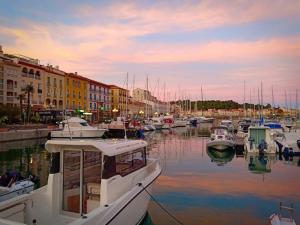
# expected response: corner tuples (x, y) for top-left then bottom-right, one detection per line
(45, 138), (147, 156)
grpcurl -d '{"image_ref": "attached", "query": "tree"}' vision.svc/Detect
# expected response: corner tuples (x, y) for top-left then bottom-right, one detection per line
(17, 93), (25, 123)
(24, 84), (34, 123)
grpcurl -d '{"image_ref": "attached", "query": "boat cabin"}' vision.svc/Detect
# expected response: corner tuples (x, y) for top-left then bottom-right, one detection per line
(59, 117), (90, 130)
(248, 127), (271, 146)
(46, 139), (148, 216)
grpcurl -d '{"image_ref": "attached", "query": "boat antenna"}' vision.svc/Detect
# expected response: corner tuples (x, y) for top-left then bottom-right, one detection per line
(66, 111), (72, 140)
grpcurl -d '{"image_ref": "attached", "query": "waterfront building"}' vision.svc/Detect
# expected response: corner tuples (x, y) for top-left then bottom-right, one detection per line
(128, 97), (146, 117)
(42, 65), (65, 110)
(3, 54), (45, 111)
(88, 79), (111, 122)
(110, 85), (129, 117)
(65, 72), (89, 112)
(132, 88), (169, 115)
(0, 57), (21, 107)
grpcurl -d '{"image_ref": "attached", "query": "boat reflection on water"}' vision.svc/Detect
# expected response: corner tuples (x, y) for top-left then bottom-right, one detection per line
(206, 147), (235, 166)
(246, 154), (276, 174)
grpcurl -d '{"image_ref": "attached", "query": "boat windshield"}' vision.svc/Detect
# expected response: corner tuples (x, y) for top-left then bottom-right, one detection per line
(102, 148), (146, 179)
(214, 129), (226, 135)
(80, 122), (88, 126)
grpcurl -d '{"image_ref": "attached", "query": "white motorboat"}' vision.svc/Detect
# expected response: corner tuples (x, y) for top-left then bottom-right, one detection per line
(207, 127), (234, 150)
(197, 116), (214, 123)
(143, 124), (156, 132)
(0, 179), (34, 202)
(51, 117), (106, 139)
(220, 120), (234, 132)
(270, 203), (296, 225)
(0, 139), (161, 225)
(172, 119), (187, 128)
(151, 117), (163, 130)
(244, 126), (279, 154)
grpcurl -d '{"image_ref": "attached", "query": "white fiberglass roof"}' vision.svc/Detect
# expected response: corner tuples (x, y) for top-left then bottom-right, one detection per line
(45, 138), (147, 156)
(62, 117), (87, 123)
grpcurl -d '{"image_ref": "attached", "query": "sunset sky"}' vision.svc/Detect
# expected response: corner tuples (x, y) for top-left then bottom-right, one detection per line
(0, 1), (299, 106)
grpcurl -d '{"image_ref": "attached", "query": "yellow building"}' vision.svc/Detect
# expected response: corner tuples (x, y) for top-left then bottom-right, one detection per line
(43, 65), (65, 110)
(18, 59), (44, 111)
(65, 73), (88, 111)
(109, 85), (129, 116)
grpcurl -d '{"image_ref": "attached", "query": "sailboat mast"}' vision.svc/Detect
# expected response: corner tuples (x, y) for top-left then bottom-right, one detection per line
(296, 89), (299, 117)
(243, 80), (246, 118)
(271, 86), (274, 117)
(260, 82), (263, 116)
(285, 90), (288, 115)
(146, 75), (148, 119)
(249, 88), (252, 118)
(126, 73), (128, 118)
(257, 87), (260, 119)
(201, 85), (204, 116)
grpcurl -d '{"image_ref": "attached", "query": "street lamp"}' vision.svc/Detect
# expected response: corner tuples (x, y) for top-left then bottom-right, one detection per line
(139, 110), (144, 118)
(112, 108), (119, 120)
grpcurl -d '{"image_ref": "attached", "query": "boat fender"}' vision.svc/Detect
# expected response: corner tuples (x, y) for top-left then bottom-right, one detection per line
(297, 139), (300, 149)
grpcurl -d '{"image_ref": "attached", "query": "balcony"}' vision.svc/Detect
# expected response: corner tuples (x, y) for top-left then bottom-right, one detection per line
(28, 74), (34, 79)
(35, 75), (41, 80)
(7, 96), (15, 102)
(22, 73), (27, 77)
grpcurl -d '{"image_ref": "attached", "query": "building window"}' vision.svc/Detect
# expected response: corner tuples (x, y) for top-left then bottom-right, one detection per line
(94, 103), (96, 109)
(90, 94), (92, 100)
(47, 77), (50, 86)
(94, 94), (96, 101)
(38, 83), (42, 94)
(66, 79), (69, 86)
(90, 103), (92, 109)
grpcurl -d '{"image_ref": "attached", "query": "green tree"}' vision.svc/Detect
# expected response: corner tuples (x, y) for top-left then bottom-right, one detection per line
(17, 93), (25, 123)
(24, 84), (34, 123)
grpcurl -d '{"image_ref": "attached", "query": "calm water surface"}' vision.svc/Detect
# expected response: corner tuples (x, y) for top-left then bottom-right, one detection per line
(0, 125), (299, 225)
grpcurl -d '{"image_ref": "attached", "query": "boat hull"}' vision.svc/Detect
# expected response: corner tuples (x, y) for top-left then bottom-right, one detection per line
(207, 140), (234, 151)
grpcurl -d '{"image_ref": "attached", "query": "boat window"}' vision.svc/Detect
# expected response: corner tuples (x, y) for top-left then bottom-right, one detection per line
(83, 151), (102, 214)
(80, 122), (88, 126)
(215, 129), (225, 135)
(102, 148), (146, 179)
(63, 151), (81, 213)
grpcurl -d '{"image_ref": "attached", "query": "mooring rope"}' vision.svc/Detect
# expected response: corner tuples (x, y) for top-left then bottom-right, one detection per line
(139, 183), (184, 225)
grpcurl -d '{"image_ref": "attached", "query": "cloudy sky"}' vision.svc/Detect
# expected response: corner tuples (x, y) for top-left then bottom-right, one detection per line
(0, 0), (299, 106)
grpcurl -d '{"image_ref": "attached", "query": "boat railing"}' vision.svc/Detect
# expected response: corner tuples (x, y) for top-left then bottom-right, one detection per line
(279, 202), (294, 222)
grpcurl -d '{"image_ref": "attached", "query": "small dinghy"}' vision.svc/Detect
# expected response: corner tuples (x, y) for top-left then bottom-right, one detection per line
(0, 171), (35, 202)
(207, 126), (234, 151)
(270, 202), (296, 225)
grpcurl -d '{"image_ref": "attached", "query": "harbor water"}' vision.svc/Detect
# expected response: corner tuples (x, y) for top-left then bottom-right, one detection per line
(0, 125), (299, 225)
